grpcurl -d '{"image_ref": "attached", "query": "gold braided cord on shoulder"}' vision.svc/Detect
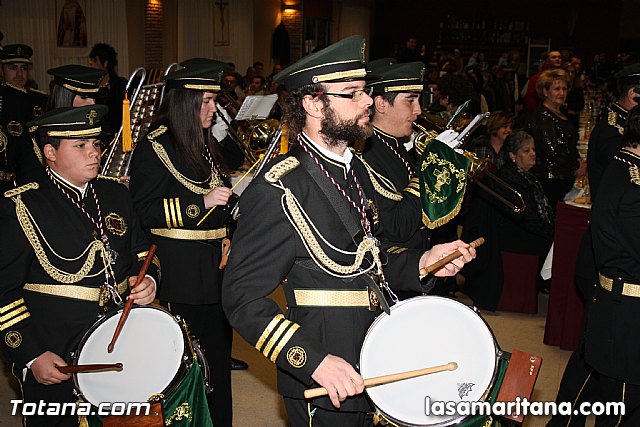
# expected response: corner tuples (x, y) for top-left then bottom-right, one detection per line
(13, 195), (109, 284)
(283, 188), (380, 276)
(357, 156), (402, 201)
(4, 182), (39, 198)
(149, 126), (222, 195)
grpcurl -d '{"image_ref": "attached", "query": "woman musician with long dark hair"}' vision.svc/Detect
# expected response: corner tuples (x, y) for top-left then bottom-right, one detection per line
(128, 60), (234, 427)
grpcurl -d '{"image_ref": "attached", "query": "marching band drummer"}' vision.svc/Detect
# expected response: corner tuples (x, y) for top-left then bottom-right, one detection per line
(0, 104), (158, 427)
(222, 36), (476, 426)
(358, 61), (432, 299)
(128, 60), (234, 427)
(360, 60), (424, 242)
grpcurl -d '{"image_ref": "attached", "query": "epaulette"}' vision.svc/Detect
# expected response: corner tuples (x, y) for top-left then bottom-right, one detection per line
(4, 182), (39, 198)
(29, 88), (49, 96)
(147, 125), (168, 140)
(265, 157), (300, 183)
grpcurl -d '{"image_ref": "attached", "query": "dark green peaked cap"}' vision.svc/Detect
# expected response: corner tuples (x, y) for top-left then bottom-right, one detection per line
(164, 59), (226, 92)
(0, 44), (33, 64)
(27, 105), (108, 138)
(47, 65), (106, 96)
(367, 61), (425, 95)
(614, 63), (640, 87)
(274, 35), (368, 90)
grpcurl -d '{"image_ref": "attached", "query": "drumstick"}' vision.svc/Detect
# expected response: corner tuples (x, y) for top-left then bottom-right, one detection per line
(196, 156), (262, 227)
(57, 363), (123, 374)
(303, 362), (458, 399)
(107, 244), (158, 353)
(419, 237), (485, 276)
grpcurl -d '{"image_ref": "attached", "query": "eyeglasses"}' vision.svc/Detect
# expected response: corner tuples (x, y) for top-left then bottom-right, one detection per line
(315, 87), (373, 102)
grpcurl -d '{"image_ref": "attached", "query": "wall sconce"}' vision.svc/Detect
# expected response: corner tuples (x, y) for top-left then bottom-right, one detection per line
(281, 1), (301, 12)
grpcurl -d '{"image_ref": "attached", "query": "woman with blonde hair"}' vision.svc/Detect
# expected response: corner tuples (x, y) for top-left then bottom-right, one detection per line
(520, 68), (582, 213)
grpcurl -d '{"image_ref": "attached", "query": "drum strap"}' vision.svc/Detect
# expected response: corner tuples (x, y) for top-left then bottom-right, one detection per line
(295, 150), (363, 241)
(23, 279), (128, 304)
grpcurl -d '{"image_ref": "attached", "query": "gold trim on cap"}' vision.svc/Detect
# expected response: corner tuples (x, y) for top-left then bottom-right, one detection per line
(291, 59), (361, 75)
(0, 59), (31, 64)
(312, 68), (367, 84)
(183, 84), (221, 91)
(46, 127), (102, 138)
(62, 83), (100, 93)
(150, 227), (227, 240)
(384, 84), (424, 92)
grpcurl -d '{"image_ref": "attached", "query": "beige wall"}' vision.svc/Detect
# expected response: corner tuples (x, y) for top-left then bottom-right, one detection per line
(253, 0), (282, 74)
(126, 0), (146, 71)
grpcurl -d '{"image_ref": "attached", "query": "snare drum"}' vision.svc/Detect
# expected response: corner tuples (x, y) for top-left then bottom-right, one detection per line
(72, 305), (208, 409)
(360, 296), (501, 426)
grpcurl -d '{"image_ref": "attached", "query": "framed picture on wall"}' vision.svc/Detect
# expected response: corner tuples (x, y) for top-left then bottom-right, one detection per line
(214, 0), (230, 46)
(55, 0), (89, 56)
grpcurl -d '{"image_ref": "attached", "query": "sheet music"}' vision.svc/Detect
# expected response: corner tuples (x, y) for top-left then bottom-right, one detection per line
(235, 94), (278, 121)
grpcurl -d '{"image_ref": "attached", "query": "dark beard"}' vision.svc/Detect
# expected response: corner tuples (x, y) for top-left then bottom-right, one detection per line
(320, 105), (372, 148)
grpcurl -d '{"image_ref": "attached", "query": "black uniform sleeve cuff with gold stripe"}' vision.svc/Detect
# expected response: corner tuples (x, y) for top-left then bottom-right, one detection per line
(0, 298), (42, 367)
(254, 314), (328, 385)
(403, 177), (421, 198)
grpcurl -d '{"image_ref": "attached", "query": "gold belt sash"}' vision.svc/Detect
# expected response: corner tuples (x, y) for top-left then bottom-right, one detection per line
(598, 273), (640, 298)
(150, 228), (227, 240)
(24, 279), (129, 303)
(293, 289), (370, 307)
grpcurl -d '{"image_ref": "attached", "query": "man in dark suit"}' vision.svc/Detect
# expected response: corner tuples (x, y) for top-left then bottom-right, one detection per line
(222, 36), (476, 426)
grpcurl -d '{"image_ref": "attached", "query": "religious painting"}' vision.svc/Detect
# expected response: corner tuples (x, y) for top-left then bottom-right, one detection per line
(214, 0), (230, 46)
(56, 0), (88, 48)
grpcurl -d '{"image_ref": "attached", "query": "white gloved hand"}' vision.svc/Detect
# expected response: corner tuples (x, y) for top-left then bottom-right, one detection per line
(211, 103), (232, 142)
(435, 129), (460, 149)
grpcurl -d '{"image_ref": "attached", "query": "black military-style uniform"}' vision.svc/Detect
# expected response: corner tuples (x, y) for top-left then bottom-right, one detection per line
(129, 124), (233, 427)
(0, 174), (159, 427)
(222, 136), (433, 421)
(587, 102), (627, 202)
(548, 103), (630, 427)
(583, 148), (640, 424)
(360, 127), (425, 248)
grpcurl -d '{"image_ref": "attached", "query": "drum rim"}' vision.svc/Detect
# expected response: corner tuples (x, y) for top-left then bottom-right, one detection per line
(360, 295), (500, 427)
(72, 304), (191, 407)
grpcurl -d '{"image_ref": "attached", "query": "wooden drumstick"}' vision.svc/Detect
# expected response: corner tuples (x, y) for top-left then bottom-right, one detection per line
(303, 362), (458, 399)
(107, 244), (158, 353)
(419, 237), (485, 276)
(57, 363), (123, 374)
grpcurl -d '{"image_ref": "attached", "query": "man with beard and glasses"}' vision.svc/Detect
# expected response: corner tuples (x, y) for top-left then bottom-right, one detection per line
(222, 36), (476, 426)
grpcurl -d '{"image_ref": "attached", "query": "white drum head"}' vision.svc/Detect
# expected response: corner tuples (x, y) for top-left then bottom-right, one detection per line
(360, 296), (497, 426)
(76, 306), (185, 406)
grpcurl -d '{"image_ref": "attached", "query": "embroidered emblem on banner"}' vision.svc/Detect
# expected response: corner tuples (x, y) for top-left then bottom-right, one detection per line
(5, 331), (22, 348)
(105, 212), (127, 236)
(166, 402), (192, 425)
(287, 346), (307, 368)
(186, 204), (200, 218)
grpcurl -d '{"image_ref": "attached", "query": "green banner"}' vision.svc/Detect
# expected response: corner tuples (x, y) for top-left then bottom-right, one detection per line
(418, 139), (471, 229)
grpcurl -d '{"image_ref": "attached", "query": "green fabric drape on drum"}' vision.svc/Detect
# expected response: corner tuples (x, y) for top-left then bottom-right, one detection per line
(86, 360), (213, 426)
(457, 356), (508, 427)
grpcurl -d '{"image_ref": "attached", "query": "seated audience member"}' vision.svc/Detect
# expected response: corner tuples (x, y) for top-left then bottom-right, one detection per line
(468, 110), (513, 172)
(462, 131), (554, 310)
